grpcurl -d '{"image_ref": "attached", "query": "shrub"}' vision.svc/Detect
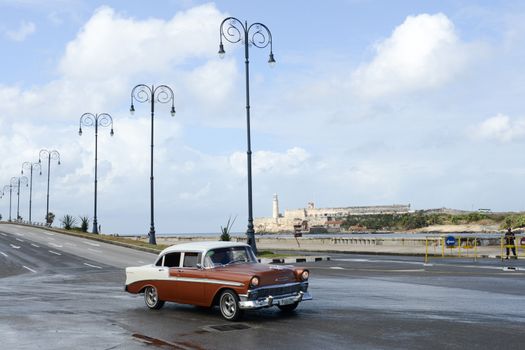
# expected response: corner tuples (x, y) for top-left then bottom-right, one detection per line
(466, 212), (487, 223)
(499, 215), (525, 229)
(60, 215), (77, 230)
(79, 216), (90, 232)
(220, 216), (236, 241)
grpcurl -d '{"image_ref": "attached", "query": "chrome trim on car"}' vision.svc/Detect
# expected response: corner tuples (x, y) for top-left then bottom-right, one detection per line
(238, 291), (312, 309)
(248, 281), (306, 292)
(172, 277), (244, 287)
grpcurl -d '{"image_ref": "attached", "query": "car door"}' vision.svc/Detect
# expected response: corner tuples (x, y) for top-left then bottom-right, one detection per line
(170, 252), (206, 305)
(158, 252), (181, 302)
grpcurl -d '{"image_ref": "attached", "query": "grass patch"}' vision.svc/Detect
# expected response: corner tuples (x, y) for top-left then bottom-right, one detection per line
(257, 250), (291, 258)
(35, 226), (169, 252)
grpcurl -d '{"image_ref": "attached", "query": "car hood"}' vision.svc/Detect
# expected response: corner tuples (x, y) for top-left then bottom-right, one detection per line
(211, 263), (297, 287)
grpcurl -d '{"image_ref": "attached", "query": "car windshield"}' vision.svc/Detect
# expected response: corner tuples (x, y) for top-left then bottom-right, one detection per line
(204, 246), (257, 268)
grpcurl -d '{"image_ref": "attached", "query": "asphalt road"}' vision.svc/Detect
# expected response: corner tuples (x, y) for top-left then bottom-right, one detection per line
(1, 224), (524, 350)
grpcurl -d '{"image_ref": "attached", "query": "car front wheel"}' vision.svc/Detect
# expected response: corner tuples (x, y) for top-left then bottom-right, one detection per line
(144, 286), (165, 310)
(219, 289), (243, 321)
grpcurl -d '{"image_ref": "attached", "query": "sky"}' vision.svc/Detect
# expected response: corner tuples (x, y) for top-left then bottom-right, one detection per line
(1, 0), (525, 235)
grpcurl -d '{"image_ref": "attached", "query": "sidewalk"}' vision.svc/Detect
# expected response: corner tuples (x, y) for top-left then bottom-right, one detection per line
(153, 235), (524, 259)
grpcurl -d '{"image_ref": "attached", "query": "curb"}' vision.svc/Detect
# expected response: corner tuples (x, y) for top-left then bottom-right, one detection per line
(259, 256), (331, 264)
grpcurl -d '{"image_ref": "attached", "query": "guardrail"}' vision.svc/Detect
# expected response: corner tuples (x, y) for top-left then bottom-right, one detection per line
(0, 219), (49, 227)
(424, 234), (524, 264)
(424, 235), (484, 264)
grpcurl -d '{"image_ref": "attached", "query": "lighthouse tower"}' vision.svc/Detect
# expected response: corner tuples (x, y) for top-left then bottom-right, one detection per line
(272, 194), (280, 223)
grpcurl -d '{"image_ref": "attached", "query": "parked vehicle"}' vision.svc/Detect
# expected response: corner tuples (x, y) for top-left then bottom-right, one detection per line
(125, 241), (311, 320)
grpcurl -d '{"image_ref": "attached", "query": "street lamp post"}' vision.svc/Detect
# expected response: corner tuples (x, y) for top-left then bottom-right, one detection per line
(21, 161), (42, 224)
(130, 84), (176, 245)
(1, 184), (14, 221)
(39, 149), (61, 226)
(79, 113), (114, 234)
(218, 17), (276, 254)
(11, 176), (28, 221)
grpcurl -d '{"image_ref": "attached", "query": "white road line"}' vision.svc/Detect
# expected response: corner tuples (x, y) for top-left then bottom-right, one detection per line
(330, 266), (345, 270)
(44, 232), (55, 236)
(10, 244), (20, 249)
(65, 243), (77, 247)
(88, 248), (102, 253)
(23, 266), (37, 273)
(49, 243), (63, 248)
(83, 241), (100, 247)
(333, 258), (370, 262)
(137, 260), (145, 264)
(0, 252), (7, 257)
(48, 250), (62, 256)
(31, 243), (40, 248)
(0, 233), (7, 236)
(83, 263), (102, 269)
(16, 238), (24, 242)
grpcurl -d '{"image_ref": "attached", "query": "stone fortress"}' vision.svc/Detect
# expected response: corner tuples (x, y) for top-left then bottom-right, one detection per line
(254, 194), (411, 233)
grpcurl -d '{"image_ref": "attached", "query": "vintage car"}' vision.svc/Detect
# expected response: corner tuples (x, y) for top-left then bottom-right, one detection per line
(125, 241), (311, 320)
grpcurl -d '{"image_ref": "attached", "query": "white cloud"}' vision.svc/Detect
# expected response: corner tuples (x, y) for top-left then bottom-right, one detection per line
(59, 5), (219, 81)
(229, 147), (310, 176)
(0, 4), (228, 122)
(352, 13), (469, 98)
(5, 21), (36, 41)
(185, 58), (239, 106)
(179, 182), (211, 200)
(471, 113), (525, 142)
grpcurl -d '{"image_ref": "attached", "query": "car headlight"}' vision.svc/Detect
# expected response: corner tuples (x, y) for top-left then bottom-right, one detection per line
(301, 270), (309, 281)
(249, 276), (259, 288)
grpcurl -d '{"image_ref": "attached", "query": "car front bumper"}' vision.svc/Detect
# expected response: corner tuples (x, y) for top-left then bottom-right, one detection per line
(238, 290), (312, 310)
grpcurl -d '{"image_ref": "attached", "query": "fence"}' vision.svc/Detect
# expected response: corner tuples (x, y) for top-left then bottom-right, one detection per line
(425, 234), (524, 264)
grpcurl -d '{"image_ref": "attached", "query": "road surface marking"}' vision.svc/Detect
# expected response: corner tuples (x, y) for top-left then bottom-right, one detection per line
(0, 252), (7, 257)
(49, 243), (63, 248)
(31, 243), (40, 248)
(83, 241), (100, 247)
(0, 233), (7, 236)
(44, 232), (55, 236)
(334, 258), (370, 262)
(330, 266), (345, 270)
(23, 266), (36, 273)
(83, 263), (102, 269)
(16, 238), (24, 242)
(65, 243), (77, 247)
(137, 260), (145, 264)
(10, 244), (20, 249)
(48, 250), (62, 256)
(88, 248), (102, 253)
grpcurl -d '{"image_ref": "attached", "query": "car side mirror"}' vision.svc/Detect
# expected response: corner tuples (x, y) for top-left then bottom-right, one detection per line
(196, 263), (203, 269)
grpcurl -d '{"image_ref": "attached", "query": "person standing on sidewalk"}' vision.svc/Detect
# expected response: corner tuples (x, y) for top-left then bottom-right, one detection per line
(505, 228), (517, 259)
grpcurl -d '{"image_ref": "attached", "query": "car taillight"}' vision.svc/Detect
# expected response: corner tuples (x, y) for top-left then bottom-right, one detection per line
(249, 276), (260, 288)
(301, 270), (309, 281)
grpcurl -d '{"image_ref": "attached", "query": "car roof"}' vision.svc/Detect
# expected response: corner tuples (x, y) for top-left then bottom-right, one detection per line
(158, 241), (250, 255)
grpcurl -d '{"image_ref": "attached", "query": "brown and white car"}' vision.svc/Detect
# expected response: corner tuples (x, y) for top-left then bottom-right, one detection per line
(125, 241), (312, 320)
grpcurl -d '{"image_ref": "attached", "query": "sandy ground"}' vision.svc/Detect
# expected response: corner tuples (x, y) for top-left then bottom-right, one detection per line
(415, 224), (501, 233)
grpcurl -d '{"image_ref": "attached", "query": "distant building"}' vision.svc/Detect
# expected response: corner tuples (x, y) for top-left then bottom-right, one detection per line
(255, 196), (411, 233)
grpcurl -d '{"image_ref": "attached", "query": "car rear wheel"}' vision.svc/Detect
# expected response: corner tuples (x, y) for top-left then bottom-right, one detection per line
(278, 302), (299, 312)
(219, 289), (243, 321)
(144, 286), (165, 310)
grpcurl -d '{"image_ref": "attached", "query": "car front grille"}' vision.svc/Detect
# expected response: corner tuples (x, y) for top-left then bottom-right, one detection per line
(250, 282), (308, 299)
